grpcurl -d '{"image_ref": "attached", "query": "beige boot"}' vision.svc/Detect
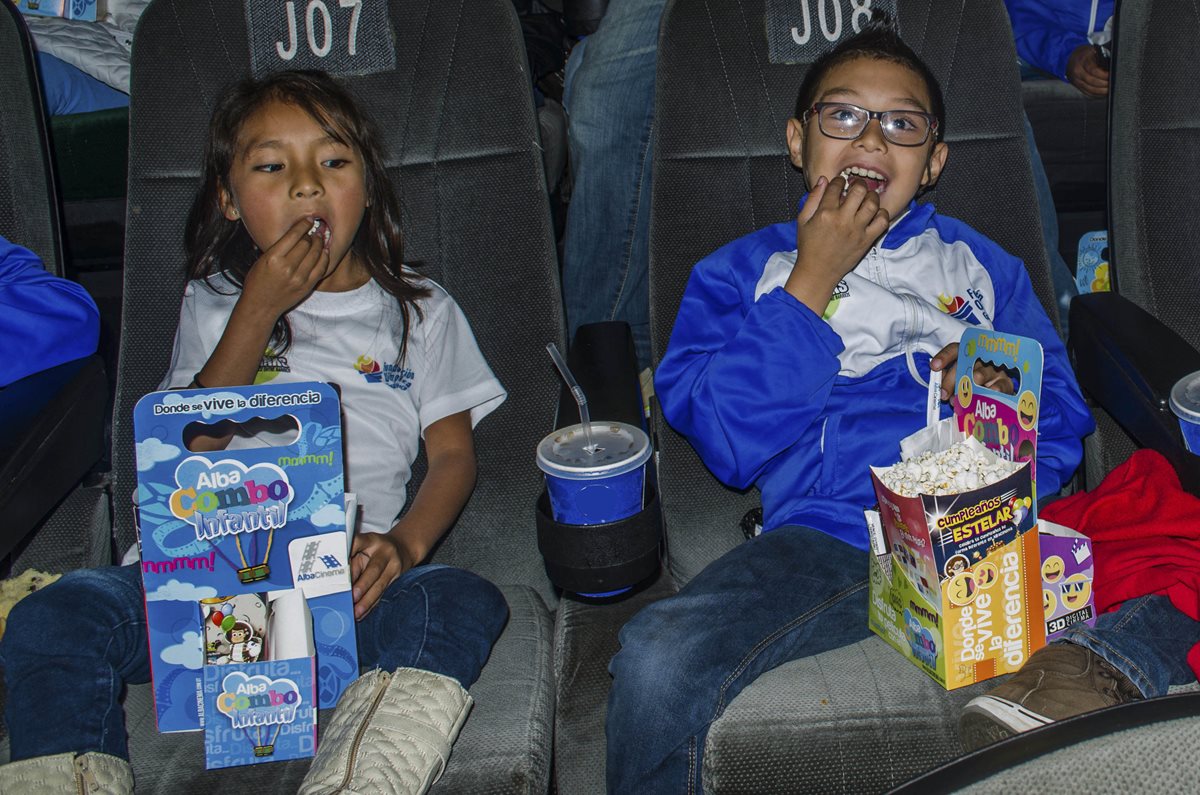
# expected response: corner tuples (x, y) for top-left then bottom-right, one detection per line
(299, 667), (474, 795)
(0, 751), (132, 794)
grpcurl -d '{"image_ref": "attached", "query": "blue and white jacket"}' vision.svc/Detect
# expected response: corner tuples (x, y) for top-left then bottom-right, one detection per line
(0, 234), (99, 387)
(655, 200), (1095, 551)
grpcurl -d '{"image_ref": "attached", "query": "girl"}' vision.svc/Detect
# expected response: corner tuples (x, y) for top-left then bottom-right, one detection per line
(0, 70), (509, 794)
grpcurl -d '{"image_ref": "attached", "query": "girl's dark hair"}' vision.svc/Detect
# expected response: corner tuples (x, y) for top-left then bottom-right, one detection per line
(794, 20), (946, 143)
(184, 70), (429, 358)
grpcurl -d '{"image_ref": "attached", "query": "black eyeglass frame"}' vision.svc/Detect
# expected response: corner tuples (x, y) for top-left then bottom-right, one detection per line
(802, 102), (940, 147)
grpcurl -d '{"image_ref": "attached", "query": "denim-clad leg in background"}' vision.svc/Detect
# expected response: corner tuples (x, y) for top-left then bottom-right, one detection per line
(1061, 594), (1200, 697)
(606, 526), (872, 794)
(562, 0), (667, 368)
(1023, 112), (1079, 336)
(0, 563), (507, 762)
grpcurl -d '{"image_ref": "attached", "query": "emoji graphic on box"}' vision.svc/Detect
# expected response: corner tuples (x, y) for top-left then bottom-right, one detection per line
(1040, 523), (1098, 640)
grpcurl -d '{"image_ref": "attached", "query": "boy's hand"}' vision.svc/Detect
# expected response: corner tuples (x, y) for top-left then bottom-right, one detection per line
(241, 217), (333, 318)
(931, 342), (960, 401)
(973, 360), (1016, 395)
(786, 176), (890, 313)
(350, 531), (417, 620)
(932, 342), (1016, 400)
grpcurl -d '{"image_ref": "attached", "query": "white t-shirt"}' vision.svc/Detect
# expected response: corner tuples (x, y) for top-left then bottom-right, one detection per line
(160, 273), (506, 535)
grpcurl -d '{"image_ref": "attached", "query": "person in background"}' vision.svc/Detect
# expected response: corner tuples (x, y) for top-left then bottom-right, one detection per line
(1005, 0), (1113, 97)
(0, 234), (99, 387)
(1003, 0), (1115, 337)
(561, 0), (667, 368)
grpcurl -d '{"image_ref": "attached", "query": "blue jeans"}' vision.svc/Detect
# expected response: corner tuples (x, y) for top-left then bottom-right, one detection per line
(1061, 594), (1200, 697)
(562, 0), (667, 368)
(1022, 109), (1079, 337)
(0, 563), (507, 762)
(605, 525), (872, 793)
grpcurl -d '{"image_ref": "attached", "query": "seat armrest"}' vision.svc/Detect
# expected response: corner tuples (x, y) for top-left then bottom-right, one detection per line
(555, 321), (644, 430)
(0, 354), (108, 559)
(552, 571), (675, 794)
(1069, 292), (1200, 492)
(892, 690), (1200, 792)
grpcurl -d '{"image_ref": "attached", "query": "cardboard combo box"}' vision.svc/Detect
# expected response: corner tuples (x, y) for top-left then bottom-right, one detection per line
(14, 0), (104, 21)
(866, 328), (1095, 689)
(1040, 519), (1097, 641)
(133, 382), (359, 768)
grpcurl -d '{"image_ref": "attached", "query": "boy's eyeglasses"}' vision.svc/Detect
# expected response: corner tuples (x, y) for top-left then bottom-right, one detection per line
(803, 102), (938, 147)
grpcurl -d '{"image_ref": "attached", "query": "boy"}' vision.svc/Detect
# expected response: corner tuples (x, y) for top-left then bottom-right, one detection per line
(605, 24), (1097, 792)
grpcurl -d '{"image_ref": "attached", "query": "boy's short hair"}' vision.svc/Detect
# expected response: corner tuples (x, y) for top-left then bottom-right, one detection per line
(794, 22), (946, 142)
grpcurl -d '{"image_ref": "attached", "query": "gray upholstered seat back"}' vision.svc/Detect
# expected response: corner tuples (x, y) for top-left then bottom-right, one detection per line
(1108, 0), (1200, 349)
(0, 0), (63, 274)
(116, 0), (564, 602)
(1078, 0), (1200, 489)
(650, 0), (1055, 585)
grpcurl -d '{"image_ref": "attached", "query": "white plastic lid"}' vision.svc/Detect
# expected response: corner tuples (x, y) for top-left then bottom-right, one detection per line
(1169, 372), (1200, 423)
(536, 422), (652, 480)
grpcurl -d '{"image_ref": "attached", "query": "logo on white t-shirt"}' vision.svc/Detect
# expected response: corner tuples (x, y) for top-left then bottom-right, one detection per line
(353, 355), (414, 391)
(255, 347), (292, 384)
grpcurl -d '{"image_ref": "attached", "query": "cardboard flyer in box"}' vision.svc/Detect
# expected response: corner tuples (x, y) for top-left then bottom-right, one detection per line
(1039, 519), (1098, 641)
(867, 329), (1047, 689)
(133, 382), (358, 740)
(14, 0), (104, 21)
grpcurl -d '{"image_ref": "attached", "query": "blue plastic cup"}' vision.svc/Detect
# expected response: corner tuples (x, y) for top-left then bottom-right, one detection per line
(537, 422), (652, 526)
(1170, 372), (1200, 454)
(537, 422), (652, 598)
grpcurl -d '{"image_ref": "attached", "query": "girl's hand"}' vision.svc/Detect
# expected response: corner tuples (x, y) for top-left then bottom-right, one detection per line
(350, 531), (417, 620)
(786, 176), (891, 313)
(241, 217), (333, 318)
(348, 412), (476, 620)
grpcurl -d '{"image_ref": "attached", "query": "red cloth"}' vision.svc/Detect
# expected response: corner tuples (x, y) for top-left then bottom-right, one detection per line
(1041, 449), (1200, 677)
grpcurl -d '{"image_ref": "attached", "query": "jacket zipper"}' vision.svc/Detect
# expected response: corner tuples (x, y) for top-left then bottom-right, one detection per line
(333, 670), (392, 792)
(75, 756), (99, 793)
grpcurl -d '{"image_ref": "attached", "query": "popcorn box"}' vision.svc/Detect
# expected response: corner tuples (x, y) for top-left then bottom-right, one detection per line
(1039, 519), (1097, 641)
(14, 0), (105, 21)
(133, 382), (359, 768)
(866, 329), (1047, 689)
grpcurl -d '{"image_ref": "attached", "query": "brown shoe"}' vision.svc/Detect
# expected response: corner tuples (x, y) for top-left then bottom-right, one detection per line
(960, 642), (1143, 751)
